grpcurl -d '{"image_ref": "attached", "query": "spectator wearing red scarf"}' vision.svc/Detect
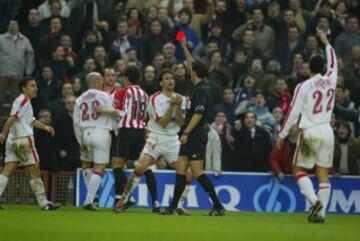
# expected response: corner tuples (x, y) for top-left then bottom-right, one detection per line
(267, 77), (291, 115)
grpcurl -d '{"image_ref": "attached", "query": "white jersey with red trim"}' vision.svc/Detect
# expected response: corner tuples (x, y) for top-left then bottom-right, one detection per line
(147, 92), (186, 135)
(74, 89), (114, 130)
(8, 94), (34, 139)
(114, 85), (149, 129)
(105, 88), (120, 130)
(279, 45), (337, 139)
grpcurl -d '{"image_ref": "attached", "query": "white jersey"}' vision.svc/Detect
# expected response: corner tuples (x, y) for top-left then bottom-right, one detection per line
(147, 92), (186, 136)
(8, 94), (34, 139)
(279, 45), (337, 139)
(73, 89), (115, 131)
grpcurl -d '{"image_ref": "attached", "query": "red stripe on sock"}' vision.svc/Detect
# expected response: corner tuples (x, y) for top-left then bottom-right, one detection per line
(295, 172), (307, 181)
(94, 171), (102, 177)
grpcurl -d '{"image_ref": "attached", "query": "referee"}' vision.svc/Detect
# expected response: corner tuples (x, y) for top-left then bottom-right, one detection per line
(161, 37), (225, 216)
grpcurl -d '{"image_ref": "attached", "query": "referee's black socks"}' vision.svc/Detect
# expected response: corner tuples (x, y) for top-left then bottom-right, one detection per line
(144, 169), (158, 206)
(113, 167), (127, 200)
(197, 174), (223, 209)
(169, 174), (186, 210)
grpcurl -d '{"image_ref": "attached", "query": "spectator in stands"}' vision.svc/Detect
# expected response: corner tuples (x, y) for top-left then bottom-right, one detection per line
(301, 34), (324, 61)
(333, 121), (360, 176)
(0, 0), (12, 34)
(162, 42), (177, 66)
(54, 95), (81, 171)
(140, 65), (157, 95)
(288, 0), (311, 33)
(276, 25), (304, 73)
(335, 15), (360, 61)
(68, 0), (110, 51)
(227, 0), (249, 35)
(173, 62), (192, 97)
(71, 77), (83, 97)
(158, 7), (175, 36)
(174, 7), (199, 61)
(22, 9), (42, 50)
(38, 0), (70, 20)
(233, 111), (272, 172)
(205, 125), (222, 176)
(152, 52), (165, 72)
(125, 47), (143, 69)
(49, 45), (76, 83)
(33, 66), (61, 114)
(212, 87), (236, 125)
(0, 19), (35, 102)
(60, 34), (77, 63)
(208, 50), (232, 92)
(234, 29), (263, 63)
(249, 92), (276, 139)
(289, 52), (304, 79)
(194, 39), (219, 63)
(272, 107), (284, 141)
(93, 45), (108, 73)
(38, 17), (64, 63)
(267, 77), (291, 115)
(306, 14), (343, 44)
(73, 57), (96, 90)
(212, 0), (231, 38)
(234, 75), (258, 114)
(268, 125), (298, 180)
(34, 109), (58, 172)
(335, 85), (355, 110)
(141, 18), (170, 65)
(203, 20), (231, 58)
(343, 45), (360, 106)
(48, 82), (73, 120)
(232, 8), (275, 58)
(39, 1), (69, 35)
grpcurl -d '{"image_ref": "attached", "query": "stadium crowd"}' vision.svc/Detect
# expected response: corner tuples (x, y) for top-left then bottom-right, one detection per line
(0, 0), (360, 177)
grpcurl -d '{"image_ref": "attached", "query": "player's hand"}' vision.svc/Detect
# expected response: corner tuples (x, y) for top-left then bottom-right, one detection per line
(169, 94), (178, 106)
(317, 30), (329, 46)
(179, 134), (188, 144)
(94, 106), (104, 114)
(175, 94), (183, 106)
(46, 126), (55, 137)
(0, 132), (7, 144)
(275, 138), (284, 149)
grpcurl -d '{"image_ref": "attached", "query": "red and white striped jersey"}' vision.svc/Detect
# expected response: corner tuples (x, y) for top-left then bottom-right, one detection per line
(279, 45), (337, 139)
(114, 85), (149, 129)
(8, 94), (34, 139)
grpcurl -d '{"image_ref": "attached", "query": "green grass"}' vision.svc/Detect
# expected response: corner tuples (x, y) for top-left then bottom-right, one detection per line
(0, 205), (359, 241)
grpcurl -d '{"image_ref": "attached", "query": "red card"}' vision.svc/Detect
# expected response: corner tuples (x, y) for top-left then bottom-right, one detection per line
(176, 31), (185, 41)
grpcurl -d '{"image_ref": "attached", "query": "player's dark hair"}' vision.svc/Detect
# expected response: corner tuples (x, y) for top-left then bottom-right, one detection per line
(309, 55), (325, 74)
(157, 68), (174, 83)
(192, 61), (208, 79)
(19, 76), (35, 93)
(124, 66), (141, 84)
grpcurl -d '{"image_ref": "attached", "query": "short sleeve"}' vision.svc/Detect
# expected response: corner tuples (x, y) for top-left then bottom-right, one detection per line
(10, 96), (29, 118)
(193, 88), (208, 114)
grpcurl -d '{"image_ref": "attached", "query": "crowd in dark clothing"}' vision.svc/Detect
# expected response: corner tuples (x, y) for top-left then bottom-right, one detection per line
(0, 0), (360, 176)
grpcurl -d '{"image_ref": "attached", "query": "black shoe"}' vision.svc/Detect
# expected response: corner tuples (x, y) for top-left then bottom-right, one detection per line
(113, 199), (126, 214)
(309, 216), (325, 224)
(152, 201), (160, 213)
(159, 207), (177, 215)
(83, 203), (97, 211)
(209, 207), (225, 216)
(124, 199), (136, 210)
(308, 201), (323, 223)
(42, 202), (61, 211)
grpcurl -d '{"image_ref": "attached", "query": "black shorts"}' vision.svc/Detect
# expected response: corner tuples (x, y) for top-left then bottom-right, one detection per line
(111, 128), (146, 160)
(179, 126), (208, 161)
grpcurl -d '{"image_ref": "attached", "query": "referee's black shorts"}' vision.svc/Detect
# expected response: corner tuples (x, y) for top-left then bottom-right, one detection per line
(179, 126), (208, 161)
(111, 128), (146, 160)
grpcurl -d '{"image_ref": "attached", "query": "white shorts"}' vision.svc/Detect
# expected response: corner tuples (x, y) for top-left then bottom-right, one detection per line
(293, 124), (334, 169)
(142, 134), (180, 164)
(5, 136), (39, 166)
(80, 128), (111, 165)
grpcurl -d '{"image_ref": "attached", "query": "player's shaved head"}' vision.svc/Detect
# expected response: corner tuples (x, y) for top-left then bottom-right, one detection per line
(86, 72), (103, 90)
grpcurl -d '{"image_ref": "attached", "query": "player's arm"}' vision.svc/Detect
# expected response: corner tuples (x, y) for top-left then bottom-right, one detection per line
(33, 119), (55, 137)
(278, 84), (306, 140)
(0, 116), (16, 144)
(180, 37), (193, 76)
(318, 31), (337, 77)
(174, 95), (185, 127)
(95, 106), (121, 117)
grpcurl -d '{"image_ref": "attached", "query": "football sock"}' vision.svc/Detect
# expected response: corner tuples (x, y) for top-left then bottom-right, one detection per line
(197, 174), (223, 209)
(113, 167), (127, 200)
(121, 171), (141, 202)
(318, 183), (331, 217)
(82, 168), (93, 188)
(169, 174), (186, 210)
(84, 172), (102, 205)
(295, 172), (318, 205)
(29, 178), (48, 208)
(0, 175), (9, 197)
(144, 169), (158, 205)
(178, 182), (191, 209)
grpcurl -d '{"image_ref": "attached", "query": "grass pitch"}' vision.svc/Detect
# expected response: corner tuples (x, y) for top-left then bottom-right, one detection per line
(0, 205), (359, 241)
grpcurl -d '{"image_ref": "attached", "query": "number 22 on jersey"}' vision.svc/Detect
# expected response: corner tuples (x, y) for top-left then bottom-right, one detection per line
(312, 89), (335, 114)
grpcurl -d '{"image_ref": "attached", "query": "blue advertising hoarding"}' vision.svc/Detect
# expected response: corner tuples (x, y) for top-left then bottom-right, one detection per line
(76, 169), (360, 214)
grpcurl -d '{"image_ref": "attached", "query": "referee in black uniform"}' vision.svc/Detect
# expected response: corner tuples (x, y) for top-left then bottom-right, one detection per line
(161, 37), (225, 216)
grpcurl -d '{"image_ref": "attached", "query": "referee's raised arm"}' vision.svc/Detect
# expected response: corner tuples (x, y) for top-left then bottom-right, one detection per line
(180, 37), (193, 77)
